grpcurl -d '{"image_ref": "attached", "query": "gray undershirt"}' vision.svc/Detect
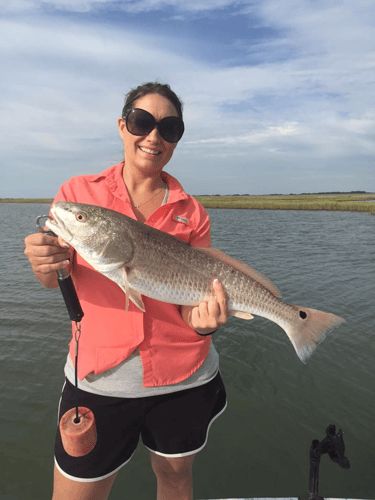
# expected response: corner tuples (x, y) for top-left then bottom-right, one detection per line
(64, 341), (219, 398)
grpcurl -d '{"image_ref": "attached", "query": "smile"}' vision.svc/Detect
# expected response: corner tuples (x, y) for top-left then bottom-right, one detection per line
(139, 146), (162, 156)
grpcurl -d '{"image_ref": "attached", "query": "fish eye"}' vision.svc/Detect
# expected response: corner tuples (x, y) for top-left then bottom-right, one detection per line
(76, 212), (87, 222)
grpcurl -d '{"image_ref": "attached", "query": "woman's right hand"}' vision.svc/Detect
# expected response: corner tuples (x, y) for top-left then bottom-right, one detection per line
(24, 233), (72, 288)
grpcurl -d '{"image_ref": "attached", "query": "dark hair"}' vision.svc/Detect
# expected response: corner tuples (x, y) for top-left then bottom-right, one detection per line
(122, 82), (183, 120)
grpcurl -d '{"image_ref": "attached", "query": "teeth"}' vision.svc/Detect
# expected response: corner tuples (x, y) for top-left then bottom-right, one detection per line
(140, 146), (161, 155)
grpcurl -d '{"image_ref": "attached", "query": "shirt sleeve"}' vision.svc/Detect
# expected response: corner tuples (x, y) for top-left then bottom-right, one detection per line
(52, 177), (80, 204)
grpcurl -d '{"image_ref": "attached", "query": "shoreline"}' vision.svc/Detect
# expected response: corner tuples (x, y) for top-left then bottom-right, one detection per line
(194, 193), (375, 214)
(0, 199), (54, 204)
(1, 193), (375, 213)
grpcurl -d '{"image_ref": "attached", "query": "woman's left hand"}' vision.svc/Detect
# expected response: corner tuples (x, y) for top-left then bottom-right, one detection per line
(181, 279), (228, 335)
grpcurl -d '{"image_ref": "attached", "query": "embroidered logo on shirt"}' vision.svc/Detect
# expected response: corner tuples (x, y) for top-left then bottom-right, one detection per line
(174, 216), (190, 224)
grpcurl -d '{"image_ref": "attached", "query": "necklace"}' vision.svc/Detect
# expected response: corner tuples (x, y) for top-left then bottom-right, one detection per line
(132, 183), (166, 208)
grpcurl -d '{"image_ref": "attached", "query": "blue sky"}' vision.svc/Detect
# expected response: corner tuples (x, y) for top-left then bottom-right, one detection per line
(1, 0), (374, 197)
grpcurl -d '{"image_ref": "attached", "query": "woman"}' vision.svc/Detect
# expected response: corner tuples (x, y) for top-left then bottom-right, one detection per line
(24, 82), (228, 500)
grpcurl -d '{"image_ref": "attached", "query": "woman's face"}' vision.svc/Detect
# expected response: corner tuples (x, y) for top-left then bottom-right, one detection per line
(118, 93), (179, 174)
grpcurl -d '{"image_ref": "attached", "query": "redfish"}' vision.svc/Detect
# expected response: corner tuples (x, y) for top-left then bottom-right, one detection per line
(46, 201), (345, 363)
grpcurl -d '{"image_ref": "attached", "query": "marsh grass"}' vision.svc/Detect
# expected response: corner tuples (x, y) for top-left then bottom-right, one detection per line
(194, 194), (375, 213)
(0, 199), (54, 204)
(1, 194), (374, 213)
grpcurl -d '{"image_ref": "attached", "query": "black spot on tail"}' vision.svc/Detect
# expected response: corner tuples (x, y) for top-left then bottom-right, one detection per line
(299, 310), (307, 319)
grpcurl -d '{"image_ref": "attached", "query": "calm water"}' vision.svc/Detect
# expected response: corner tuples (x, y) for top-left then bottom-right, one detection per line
(0, 204), (374, 500)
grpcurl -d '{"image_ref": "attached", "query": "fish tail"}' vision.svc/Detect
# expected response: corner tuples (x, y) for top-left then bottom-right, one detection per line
(284, 306), (345, 363)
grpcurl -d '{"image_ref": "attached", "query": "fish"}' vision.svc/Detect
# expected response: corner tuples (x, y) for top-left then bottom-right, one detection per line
(46, 201), (345, 363)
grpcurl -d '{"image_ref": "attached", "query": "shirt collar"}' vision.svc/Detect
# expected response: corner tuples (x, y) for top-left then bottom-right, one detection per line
(104, 162), (189, 205)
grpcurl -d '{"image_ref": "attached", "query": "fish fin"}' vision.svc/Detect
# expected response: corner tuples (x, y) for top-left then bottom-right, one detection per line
(120, 267), (146, 312)
(129, 289), (146, 312)
(124, 271), (130, 312)
(283, 306), (345, 363)
(198, 247), (281, 297)
(229, 310), (254, 320)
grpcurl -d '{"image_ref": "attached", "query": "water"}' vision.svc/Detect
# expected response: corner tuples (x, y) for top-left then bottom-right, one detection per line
(0, 204), (374, 500)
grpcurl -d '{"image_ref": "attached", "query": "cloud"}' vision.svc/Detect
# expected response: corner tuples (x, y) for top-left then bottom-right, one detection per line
(0, 0), (250, 14)
(0, 0), (115, 13)
(0, 0), (374, 196)
(186, 122), (299, 145)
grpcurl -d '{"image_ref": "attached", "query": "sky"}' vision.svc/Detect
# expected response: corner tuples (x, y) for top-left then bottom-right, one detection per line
(1, 0), (374, 197)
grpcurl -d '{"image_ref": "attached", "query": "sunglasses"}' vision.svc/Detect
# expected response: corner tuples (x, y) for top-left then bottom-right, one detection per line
(123, 108), (185, 143)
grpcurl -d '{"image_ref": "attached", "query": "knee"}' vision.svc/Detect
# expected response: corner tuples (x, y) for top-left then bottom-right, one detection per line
(150, 453), (195, 481)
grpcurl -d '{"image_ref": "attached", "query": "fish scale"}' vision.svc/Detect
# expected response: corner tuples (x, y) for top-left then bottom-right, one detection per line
(130, 229), (261, 308)
(130, 235), (261, 311)
(46, 201), (345, 363)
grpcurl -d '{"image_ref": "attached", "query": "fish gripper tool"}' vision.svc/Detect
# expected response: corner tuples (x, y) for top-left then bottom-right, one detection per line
(36, 215), (96, 457)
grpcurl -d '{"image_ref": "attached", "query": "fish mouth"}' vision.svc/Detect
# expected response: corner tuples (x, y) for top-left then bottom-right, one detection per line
(45, 206), (73, 242)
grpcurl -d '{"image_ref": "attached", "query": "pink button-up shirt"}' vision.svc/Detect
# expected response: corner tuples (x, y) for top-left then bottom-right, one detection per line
(53, 162), (212, 387)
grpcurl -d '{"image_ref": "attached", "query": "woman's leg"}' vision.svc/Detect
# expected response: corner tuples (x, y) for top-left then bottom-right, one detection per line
(150, 452), (196, 500)
(52, 464), (117, 500)
(143, 373), (227, 499)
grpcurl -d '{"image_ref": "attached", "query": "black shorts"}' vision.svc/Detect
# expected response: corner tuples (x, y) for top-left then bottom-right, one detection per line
(54, 372), (227, 482)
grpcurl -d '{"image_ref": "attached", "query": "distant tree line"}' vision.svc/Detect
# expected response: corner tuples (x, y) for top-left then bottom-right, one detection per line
(299, 191), (368, 195)
(195, 191), (369, 197)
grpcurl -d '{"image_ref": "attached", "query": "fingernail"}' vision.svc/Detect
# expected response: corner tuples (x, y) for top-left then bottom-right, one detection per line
(213, 279), (221, 287)
(61, 242), (70, 248)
